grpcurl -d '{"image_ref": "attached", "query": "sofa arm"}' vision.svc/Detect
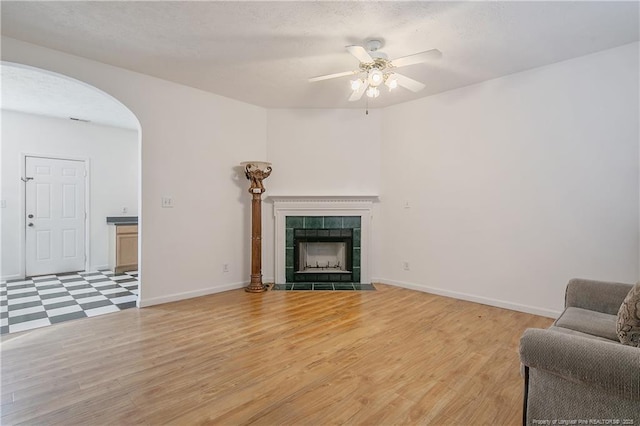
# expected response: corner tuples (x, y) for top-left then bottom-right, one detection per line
(565, 278), (633, 315)
(520, 328), (640, 402)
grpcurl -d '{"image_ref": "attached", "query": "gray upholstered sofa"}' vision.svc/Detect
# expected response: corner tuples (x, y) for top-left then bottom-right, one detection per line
(519, 278), (640, 425)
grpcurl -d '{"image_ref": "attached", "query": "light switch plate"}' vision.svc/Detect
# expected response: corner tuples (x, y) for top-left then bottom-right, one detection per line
(161, 196), (174, 208)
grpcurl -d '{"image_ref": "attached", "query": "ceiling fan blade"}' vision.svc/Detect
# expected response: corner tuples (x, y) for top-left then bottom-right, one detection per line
(391, 49), (442, 68)
(349, 81), (369, 102)
(308, 70), (357, 82)
(346, 45), (374, 63)
(394, 73), (426, 92)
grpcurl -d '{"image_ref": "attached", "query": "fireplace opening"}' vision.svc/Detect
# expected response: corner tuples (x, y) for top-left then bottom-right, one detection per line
(298, 242), (349, 273)
(293, 229), (352, 282)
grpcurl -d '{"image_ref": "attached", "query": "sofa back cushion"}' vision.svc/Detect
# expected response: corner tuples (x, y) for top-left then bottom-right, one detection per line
(616, 282), (640, 347)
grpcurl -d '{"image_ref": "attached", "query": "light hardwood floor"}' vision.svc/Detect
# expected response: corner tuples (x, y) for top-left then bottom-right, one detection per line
(1, 284), (553, 425)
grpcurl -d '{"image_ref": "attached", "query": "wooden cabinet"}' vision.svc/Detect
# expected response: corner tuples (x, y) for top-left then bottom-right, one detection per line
(109, 224), (138, 274)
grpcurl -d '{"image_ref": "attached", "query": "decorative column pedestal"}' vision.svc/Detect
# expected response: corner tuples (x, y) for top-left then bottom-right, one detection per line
(241, 161), (272, 293)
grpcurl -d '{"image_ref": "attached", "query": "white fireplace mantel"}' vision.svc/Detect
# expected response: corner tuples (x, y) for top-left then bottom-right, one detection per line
(269, 195), (378, 284)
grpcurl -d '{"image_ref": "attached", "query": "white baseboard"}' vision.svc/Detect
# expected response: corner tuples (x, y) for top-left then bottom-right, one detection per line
(138, 281), (248, 308)
(372, 277), (561, 319)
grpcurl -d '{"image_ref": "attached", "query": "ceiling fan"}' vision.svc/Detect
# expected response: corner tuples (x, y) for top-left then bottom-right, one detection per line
(309, 39), (441, 101)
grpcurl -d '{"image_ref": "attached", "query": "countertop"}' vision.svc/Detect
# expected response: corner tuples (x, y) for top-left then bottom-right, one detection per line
(106, 216), (138, 225)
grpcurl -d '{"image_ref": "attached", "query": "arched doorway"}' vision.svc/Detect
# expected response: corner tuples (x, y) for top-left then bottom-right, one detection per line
(0, 62), (142, 334)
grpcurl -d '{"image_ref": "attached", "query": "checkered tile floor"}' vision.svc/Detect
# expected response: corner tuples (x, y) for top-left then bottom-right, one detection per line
(1, 270), (138, 335)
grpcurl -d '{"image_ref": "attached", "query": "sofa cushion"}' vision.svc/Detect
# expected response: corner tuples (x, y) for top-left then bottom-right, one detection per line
(554, 307), (618, 342)
(616, 282), (640, 347)
(547, 325), (617, 343)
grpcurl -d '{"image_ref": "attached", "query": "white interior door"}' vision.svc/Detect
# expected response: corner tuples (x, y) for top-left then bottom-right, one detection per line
(25, 156), (86, 277)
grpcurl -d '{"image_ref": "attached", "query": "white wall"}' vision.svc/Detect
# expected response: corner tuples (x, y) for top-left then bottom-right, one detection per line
(377, 42), (640, 317)
(1, 110), (138, 279)
(3, 37), (637, 317)
(1, 37), (268, 306)
(265, 109), (382, 196)
(262, 109), (382, 280)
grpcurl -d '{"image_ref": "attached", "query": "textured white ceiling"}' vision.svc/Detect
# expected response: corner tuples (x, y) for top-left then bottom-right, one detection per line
(1, 63), (139, 130)
(1, 1), (638, 109)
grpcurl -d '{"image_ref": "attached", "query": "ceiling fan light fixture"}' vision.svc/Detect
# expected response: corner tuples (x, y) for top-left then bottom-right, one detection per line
(366, 86), (380, 98)
(385, 74), (398, 90)
(309, 41), (440, 105)
(367, 68), (384, 87)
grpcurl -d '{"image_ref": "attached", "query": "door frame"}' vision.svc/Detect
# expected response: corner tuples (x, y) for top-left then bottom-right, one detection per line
(20, 153), (91, 278)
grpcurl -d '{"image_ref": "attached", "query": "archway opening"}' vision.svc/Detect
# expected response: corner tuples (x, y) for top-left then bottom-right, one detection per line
(1, 62), (143, 334)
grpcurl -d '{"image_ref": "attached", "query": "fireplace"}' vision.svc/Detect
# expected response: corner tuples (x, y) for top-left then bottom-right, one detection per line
(270, 195), (378, 285)
(293, 228), (353, 282)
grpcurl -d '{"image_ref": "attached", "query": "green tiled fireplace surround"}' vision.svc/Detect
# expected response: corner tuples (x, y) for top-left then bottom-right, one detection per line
(285, 216), (361, 283)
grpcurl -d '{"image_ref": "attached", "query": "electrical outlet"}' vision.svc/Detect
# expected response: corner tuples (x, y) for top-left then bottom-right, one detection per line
(223, 263), (229, 273)
(161, 196), (174, 208)
(402, 261), (410, 271)
(121, 207), (128, 214)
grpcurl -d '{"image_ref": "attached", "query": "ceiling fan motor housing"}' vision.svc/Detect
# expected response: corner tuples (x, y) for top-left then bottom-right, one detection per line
(359, 58), (390, 72)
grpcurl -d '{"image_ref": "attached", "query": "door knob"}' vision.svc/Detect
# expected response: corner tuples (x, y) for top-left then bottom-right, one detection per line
(28, 223), (34, 227)
(28, 214), (34, 218)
